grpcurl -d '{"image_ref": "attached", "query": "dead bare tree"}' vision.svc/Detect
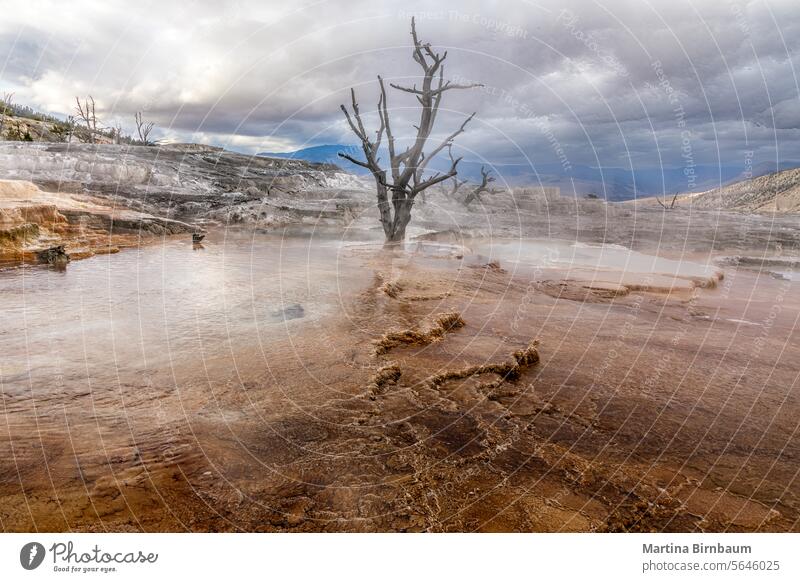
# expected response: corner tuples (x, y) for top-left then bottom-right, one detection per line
(0, 91), (14, 135)
(338, 18), (481, 243)
(656, 191), (679, 209)
(66, 115), (75, 143)
(134, 111), (155, 145)
(75, 96), (98, 143)
(112, 121), (123, 144)
(442, 144), (468, 199)
(463, 166), (502, 207)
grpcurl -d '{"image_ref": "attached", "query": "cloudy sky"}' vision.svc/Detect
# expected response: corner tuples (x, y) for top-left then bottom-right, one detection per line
(1, 0), (798, 179)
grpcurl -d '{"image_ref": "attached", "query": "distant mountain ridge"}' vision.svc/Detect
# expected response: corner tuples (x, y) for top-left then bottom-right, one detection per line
(258, 145), (799, 201)
(259, 144), (364, 169)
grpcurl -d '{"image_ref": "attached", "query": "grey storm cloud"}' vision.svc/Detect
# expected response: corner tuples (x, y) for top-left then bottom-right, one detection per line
(0, 0), (797, 173)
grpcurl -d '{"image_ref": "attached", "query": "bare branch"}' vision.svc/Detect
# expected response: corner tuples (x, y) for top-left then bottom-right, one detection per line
(134, 111), (155, 145)
(464, 165), (501, 206)
(0, 91), (14, 134)
(413, 150), (463, 194)
(443, 144), (468, 197)
(374, 88), (386, 153)
(410, 17), (430, 71)
(339, 89), (382, 173)
(1, 91), (13, 114)
(340, 104), (364, 141)
(434, 80), (484, 95)
(389, 83), (422, 95)
(656, 191), (679, 209)
(349, 88), (370, 143)
(378, 76), (398, 182)
(337, 152), (371, 169)
(391, 81), (484, 96)
(74, 95), (98, 143)
(113, 121), (123, 144)
(414, 112), (476, 179)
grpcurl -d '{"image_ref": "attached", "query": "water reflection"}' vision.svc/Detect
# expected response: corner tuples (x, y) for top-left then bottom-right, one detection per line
(0, 230), (364, 396)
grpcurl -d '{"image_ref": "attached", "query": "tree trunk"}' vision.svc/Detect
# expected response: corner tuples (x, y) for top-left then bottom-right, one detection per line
(374, 172), (394, 240)
(374, 178), (413, 243)
(386, 197), (413, 243)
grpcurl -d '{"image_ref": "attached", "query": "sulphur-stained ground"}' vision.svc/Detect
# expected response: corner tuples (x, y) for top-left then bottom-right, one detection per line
(0, 179), (194, 265)
(1, 214), (798, 532)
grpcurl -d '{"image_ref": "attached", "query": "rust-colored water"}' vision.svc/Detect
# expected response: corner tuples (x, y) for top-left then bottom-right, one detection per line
(1, 229), (798, 531)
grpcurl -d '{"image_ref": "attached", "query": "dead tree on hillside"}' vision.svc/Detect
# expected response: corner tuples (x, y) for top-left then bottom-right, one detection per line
(463, 165), (502, 207)
(112, 121), (123, 145)
(338, 18), (481, 243)
(656, 192), (679, 209)
(0, 91), (14, 136)
(134, 111), (155, 145)
(66, 115), (75, 143)
(75, 96), (98, 143)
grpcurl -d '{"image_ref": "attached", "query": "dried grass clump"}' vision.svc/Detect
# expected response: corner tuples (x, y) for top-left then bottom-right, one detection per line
(513, 341), (540, 366)
(381, 280), (404, 298)
(434, 312), (466, 332)
(405, 291), (452, 301)
(428, 340), (539, 388)
(368, 363), (402, 397)
(691, 276), (717, 289)
(374, 312), (465, 355)
(469, 260), (505, 272)
(486, 260), (504, 271)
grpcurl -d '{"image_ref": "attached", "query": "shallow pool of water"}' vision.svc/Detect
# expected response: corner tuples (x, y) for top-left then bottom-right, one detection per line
(0, 230), (365, 394)
(470, 238), (717, 279)
(0, 231), (723, 400)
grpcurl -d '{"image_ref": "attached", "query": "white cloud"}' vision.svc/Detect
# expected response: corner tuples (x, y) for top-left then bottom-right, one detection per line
(0, 0), (797, 170)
